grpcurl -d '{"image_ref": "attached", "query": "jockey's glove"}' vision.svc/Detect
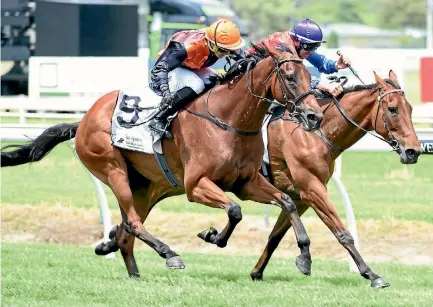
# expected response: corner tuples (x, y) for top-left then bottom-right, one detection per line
(159, 84), (172, 109)
(160, 84), (171, 98)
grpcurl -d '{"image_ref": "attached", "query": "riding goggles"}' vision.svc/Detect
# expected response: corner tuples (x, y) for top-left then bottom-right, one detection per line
(216, 46), (232, 54)
(301, 42), (321, 52)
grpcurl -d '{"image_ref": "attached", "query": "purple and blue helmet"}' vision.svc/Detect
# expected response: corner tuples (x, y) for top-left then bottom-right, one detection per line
(290, 19), (326, 51)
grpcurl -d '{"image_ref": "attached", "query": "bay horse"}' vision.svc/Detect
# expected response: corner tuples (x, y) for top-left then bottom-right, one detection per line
(1, 43), (323, 277)
(251, 71), (421, 288)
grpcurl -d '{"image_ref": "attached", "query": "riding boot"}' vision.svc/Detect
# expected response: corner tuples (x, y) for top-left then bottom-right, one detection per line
(149, 87), (197, 139)
(148, 107), (173, 139)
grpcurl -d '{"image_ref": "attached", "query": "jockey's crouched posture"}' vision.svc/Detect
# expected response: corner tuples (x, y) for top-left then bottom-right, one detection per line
(149, 19), (245, 139)
(246, 18), (351, 97)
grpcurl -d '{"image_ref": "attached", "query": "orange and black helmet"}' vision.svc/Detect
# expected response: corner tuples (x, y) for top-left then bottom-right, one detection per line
(205, 19), (245, 51)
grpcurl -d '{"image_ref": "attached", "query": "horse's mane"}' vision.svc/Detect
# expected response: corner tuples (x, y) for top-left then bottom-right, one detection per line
(343, 78), (400, 94)
(213, 42), (294, 84)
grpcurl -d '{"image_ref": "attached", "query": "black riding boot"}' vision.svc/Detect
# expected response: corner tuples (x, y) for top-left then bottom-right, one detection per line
(149, 87), (197, 139)
(148, 107), (172, 139)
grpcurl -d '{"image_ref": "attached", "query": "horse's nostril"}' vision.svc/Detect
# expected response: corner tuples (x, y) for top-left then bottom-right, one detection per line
(405, 149), (416, 157)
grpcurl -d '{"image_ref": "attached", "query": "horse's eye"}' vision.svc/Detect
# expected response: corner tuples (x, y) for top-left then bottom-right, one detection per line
(388, 106), (399, 115)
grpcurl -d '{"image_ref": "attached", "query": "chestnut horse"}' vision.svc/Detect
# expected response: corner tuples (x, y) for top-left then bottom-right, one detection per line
(1, 44), (323, 277)
(251, 71), (421, 288)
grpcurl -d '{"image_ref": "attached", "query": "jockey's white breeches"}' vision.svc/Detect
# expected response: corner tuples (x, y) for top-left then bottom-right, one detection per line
(168, 67), (217, 94)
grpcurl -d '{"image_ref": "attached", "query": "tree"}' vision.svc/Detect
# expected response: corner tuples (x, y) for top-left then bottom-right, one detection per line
(231, 0), (427, 42)
(232, 0), (298, 40)
(372, 0), (426, 29)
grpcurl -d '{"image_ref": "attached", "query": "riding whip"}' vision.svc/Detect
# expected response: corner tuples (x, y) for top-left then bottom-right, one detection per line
(336, 50), (366, 85)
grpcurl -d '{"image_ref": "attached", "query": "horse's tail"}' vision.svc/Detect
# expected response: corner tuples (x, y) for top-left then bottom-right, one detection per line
(1, 122), (80, 167)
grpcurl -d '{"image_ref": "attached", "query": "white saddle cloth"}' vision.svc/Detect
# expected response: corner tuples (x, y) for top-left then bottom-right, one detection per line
(111, 86), (165, 154)
(262, 103), (282, 164)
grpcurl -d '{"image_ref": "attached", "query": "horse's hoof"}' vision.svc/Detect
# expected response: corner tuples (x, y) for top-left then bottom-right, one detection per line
(166, 256), (185, 269)
(371, 277), (390, 289)
(129, 272), (140, 278)
(250, 271), (263, 281)
(95, 242), (110, 256)
(216, 239), (227, 248)
(109, 225), (118, 240)
(197, 227), (218, 243)
(296, 255), (312, 276)
(95, 239), (119, 256)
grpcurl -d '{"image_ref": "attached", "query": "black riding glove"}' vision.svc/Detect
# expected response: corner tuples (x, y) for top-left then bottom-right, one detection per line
(159, 84), (173, 109)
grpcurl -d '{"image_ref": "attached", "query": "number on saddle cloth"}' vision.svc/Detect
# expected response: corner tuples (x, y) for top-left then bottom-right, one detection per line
(116, 94), (142, 128)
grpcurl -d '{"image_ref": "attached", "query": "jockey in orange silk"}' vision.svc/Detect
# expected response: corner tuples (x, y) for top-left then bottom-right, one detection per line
(149, 19), (245, 138)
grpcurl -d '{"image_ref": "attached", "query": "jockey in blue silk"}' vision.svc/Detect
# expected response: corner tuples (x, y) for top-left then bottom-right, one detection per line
(246, 18), (351, 97)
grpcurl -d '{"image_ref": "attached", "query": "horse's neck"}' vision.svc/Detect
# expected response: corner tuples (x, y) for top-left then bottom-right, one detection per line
(211, 57), (275, 132)
(321, 89), (378, 155)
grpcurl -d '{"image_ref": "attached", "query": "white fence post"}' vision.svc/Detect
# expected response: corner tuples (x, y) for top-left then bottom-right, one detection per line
(19, 104), (26, 124)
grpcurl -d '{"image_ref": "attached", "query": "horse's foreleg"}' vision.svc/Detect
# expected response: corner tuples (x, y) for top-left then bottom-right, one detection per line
(237, 174), (311, 275)
(250, 202), (309, 280)
(187, 177), (242, 248)
(301, 178), (390, 288)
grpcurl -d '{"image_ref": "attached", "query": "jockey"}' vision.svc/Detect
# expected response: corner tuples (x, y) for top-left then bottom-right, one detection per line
(246, 18), (351, 97)
(149, 19), (245, 138)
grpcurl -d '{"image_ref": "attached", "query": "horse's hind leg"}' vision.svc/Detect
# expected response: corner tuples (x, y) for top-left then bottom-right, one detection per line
(236, 174), (311, 275)
(95, 178), (146, 277)
(96, 176), (184, 276)
(77, 131), (146, 276)
(95, 208), (141, 277)
(300, 178), (389, 288)
(121, 182), (185, 271)
(186, 177), (242, 248)
(250, 203), (309, 281)
(82, 147), (181, 275)
(115, 167), (152, 277)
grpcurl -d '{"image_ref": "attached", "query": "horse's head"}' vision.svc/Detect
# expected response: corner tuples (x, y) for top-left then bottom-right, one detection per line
(263, 43), (323, 131)
(373, 71), (421, 164)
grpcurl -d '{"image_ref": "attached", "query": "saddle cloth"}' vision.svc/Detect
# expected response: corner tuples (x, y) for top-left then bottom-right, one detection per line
(111, 86), (169, 154)
(261, 103), (285, 164)
(262, 111), (273, 164)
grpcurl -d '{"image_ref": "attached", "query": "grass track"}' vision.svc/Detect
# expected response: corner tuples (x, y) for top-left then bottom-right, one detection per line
(2, 243), (433, 307)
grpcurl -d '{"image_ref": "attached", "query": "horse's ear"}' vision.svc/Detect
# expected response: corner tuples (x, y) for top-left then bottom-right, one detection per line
(262, 40), (278, 58)
(388, 70), (401, 88)
(374, 71), (388, 89)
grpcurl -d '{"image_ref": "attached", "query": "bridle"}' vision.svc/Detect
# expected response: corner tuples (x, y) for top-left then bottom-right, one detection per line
(324, 81), (404, 153)
(245, 57), (315, 115)
(185, 55), (316, 136)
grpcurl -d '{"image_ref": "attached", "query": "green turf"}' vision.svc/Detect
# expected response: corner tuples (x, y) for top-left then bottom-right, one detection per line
(2, 142), (432, 223)
(2, 243), (433, 307)
(0, 117), (79, 124)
